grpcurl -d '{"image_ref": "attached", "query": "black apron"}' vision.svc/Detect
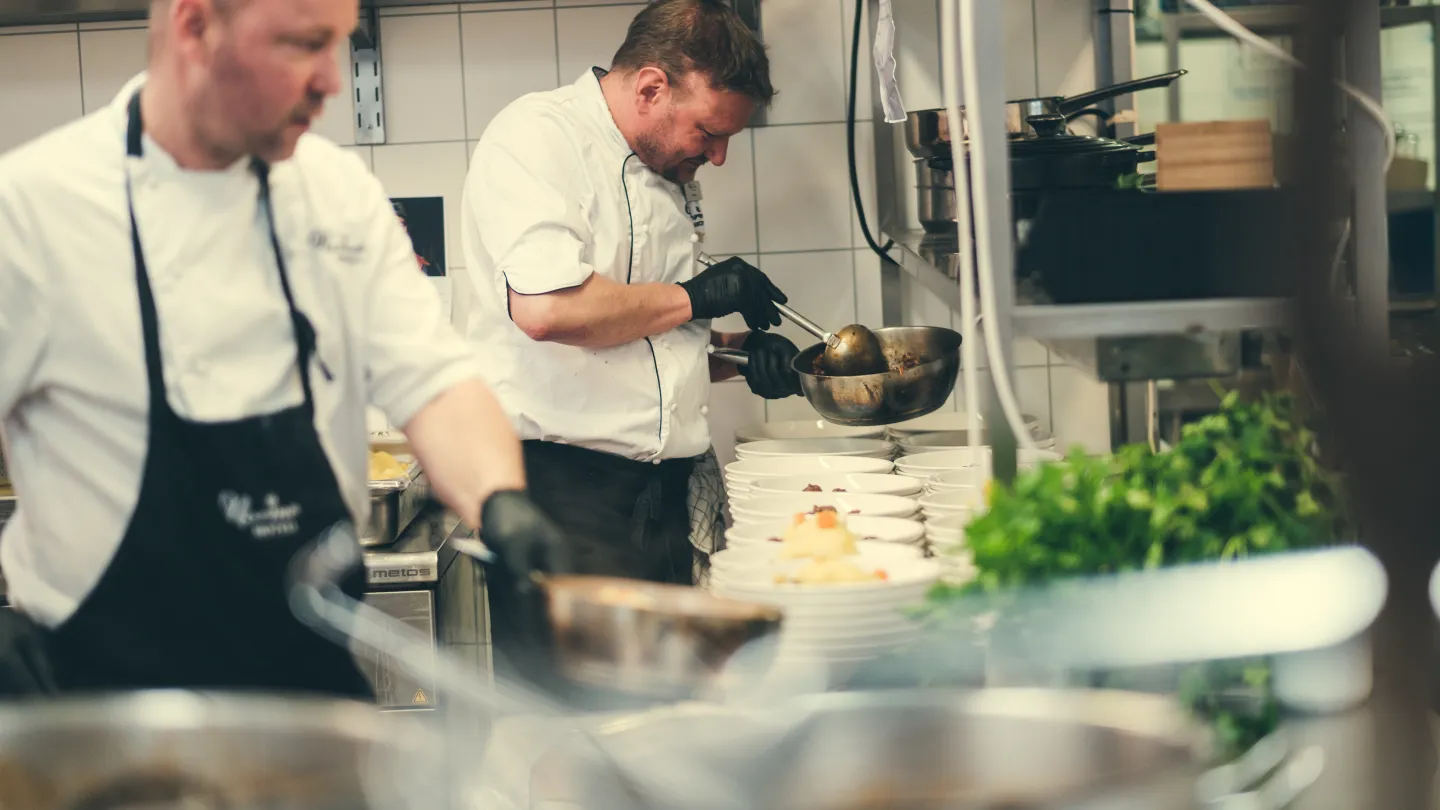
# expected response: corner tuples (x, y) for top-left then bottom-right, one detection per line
(40, 91), (372, 698)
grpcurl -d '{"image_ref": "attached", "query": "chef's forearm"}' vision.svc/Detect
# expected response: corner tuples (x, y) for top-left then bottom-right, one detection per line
(402, 378), (527, 527)
(709, 330), (748, 382)
(508, 274), (691, 348)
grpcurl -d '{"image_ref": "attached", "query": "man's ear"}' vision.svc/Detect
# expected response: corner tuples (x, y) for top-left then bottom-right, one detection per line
(634, 66), (671, 109)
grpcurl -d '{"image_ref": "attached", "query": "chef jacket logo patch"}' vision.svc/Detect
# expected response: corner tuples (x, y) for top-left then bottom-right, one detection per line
(308, 230), (367, 265)
(218, 491), (303, 539)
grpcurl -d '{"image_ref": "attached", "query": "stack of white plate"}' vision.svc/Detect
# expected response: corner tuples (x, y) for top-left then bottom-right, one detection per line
(897, 428), (1057, 457)
(917, 490), (983, 522)
(724, 456), (895, 502)
(724, 515), (926, 552)
(887, 411), (1042, 439)
(731, 492), (921, 527)
(924, 513), (977, 584)
(712, 546), (940, 685)
(734, 438), (897, 462)
(735, 420), (885, 443)
(749, 472), (923, 499)
(924, 468), (988, 496)
(895, 448), (1063, 481)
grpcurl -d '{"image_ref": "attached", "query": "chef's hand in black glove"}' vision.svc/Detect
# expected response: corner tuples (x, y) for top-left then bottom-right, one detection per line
(741, 330), (802, 399)
(679, 256), (787, 331)
(479, 490), (572, 593)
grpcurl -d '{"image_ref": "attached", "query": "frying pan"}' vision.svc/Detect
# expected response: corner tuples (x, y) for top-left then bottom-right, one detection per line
(713, 326), (962, 427)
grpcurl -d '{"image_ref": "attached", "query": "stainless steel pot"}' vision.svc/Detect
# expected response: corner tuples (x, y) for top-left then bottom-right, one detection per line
(530, 688), (1227, 810)
(0, 691), (442, 810)
(915, 158), (958, 234)
(905, 70), (1187, 158)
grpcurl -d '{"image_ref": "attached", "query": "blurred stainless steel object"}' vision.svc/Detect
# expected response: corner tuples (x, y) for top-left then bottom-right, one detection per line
(364, 463), (425, 548)
(538, 575), (784, 701)
(0, 690), (440, 810)
(915, 158), (959, 233)
(904, 70), (1188, 157)
(537, 688), (1317, 810)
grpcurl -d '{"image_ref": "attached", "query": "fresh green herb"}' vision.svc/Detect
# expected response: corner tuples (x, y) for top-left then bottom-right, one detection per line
(920, 391), (1345, 759)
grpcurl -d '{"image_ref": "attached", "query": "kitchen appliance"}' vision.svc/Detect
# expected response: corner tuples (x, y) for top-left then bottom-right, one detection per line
(712, 326), (962, 426)
(903, 70), (1188, 157)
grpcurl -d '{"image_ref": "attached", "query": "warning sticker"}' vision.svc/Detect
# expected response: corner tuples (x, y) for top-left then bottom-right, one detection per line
(412, 688), (429, 704)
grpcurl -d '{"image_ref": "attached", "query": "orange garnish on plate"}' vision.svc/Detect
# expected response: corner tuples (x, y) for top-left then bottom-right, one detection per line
(816, 510), (839, 529)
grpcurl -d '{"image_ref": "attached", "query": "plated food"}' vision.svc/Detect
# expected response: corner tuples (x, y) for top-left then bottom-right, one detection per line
(367, 450), (409, 481)
(773, 510), (887, 585)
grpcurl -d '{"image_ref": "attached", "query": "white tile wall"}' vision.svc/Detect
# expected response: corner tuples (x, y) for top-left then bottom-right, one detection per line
(0, 0), (1111, 453)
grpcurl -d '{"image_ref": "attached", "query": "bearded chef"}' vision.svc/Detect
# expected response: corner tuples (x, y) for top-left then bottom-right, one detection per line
(0, 0), (567, 697)
(458, 0), (800, 690)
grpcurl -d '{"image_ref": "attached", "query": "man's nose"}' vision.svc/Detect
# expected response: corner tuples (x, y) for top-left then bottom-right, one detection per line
(706, 136), (730, 168)
(315, 46), (343, 98)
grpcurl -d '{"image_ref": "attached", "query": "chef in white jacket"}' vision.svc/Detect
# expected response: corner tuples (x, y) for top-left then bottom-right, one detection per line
(460, 0), (800, 694)
(0, 0), (566, 697)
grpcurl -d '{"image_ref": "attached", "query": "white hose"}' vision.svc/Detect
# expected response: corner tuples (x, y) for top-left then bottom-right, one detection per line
(1182, 0), (1396, 171)
(938, 0), (981, 449)
(946, 0), (1041, 453)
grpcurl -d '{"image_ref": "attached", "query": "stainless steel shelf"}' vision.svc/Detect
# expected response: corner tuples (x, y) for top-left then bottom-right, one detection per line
(883, 228), (1291, 340)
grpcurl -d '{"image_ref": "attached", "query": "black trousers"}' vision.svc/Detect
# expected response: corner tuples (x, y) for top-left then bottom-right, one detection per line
(487, 441), (697, 701)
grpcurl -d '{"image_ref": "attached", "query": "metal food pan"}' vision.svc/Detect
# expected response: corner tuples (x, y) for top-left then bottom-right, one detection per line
(364, 462), (426, 548)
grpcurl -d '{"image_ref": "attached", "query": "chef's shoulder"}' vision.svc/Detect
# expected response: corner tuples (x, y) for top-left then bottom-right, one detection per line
(0, 114), (125, 225)
(473, 91), (589, 179)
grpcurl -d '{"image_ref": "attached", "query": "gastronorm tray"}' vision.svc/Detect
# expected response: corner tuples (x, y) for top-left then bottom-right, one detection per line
(364, 459), (426, 548)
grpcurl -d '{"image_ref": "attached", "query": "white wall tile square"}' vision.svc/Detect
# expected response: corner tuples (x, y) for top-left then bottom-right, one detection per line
(900, 277), (954, 331)
(1004, 0), (1040, 99)
(852, 249), (884, 327)
(78, 28), (146, 114)
(755, 251), (856, 350)
(371, 142), (470, 272)
(892, 0), (941, 112)
(848, 119), (878, 249)
(761, 0), (846, 125)
(342, 145), (374, 171)
(0, 32), (82, 154)
(461, 9), (559, 139)
(1050, 365), (1111, 453)
(310, 38), (358, 146)
(556, 4), (643, 85)
(695, 129), (757, 256)
(753, 123), (851, 252)
(379, 13), (468, 143)
(1034, 0), (1096, 98)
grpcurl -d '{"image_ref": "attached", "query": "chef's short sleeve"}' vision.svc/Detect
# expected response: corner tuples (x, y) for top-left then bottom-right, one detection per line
(0, 180), (51, 417)
(466, 108), (594, 295)
(359, 173), (484, 429)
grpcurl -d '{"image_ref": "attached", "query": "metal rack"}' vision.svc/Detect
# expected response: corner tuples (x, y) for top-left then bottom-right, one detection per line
(867, 0), (1389, 458)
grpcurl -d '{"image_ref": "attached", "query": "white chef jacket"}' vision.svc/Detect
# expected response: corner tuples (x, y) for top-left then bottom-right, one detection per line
(458, 69), (712, 463)
(0, 74), (482, 627)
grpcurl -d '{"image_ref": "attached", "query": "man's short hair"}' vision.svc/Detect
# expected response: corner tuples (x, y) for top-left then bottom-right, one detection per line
(611, 0), (775, 105)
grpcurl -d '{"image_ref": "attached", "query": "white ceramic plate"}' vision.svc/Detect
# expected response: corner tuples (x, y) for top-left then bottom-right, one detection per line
(887, 411), (1040, 437)
(919, 489), (985, 513)
(724, 515), (925, 548)
(899, 430), (1057, 455)
(725, 456), (895, 481)
(735, 420), (886, 444)
(735, 438), (897, 460)
(748, 473), (922, 499)
(724, 555), (940, 593)
(730, 492), (920, 522)
(897, 448), (1062, 475)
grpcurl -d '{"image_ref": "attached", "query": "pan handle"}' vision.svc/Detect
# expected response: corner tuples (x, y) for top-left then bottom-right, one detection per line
(708, 346), (750, 366)
(1056, 69), (1188, 116)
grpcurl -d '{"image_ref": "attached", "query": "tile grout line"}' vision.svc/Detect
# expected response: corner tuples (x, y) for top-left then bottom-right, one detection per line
(551, 0), (562, 88)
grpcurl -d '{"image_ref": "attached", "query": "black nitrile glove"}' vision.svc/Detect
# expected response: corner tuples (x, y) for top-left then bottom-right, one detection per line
(480, 490), (572, 592)
(741, 330), (802, 399)
(678, 256), (787, 331)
